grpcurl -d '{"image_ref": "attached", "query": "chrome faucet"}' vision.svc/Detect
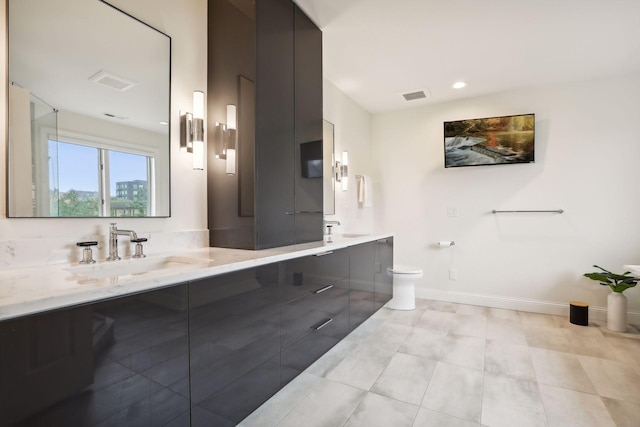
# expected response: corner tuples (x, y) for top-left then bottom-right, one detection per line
(323, 220), (341, 235)
(106, 223), (140, 261)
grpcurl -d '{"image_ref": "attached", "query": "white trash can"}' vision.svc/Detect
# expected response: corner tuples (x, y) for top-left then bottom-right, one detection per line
(386, 265), (423, 310)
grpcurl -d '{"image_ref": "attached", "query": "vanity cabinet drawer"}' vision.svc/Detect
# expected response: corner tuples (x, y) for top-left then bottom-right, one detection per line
(280, 279), (349, 346)
(280, 281), (350, 382)
(281, 248), (349, 303)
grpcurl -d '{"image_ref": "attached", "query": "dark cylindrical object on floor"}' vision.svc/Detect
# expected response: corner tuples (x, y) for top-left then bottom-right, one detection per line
(569, 301), (589, 326)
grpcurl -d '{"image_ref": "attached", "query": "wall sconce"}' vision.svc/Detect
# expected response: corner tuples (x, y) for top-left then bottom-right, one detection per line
(180, 90), (205, 170)
(214, 104), (237, 175)
(335, 151), (349, 191)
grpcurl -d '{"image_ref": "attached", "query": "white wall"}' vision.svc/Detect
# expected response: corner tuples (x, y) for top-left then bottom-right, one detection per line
(0, 0), (208, 263)
(372, 73), (640, 315)
(323, 78), (374, 234)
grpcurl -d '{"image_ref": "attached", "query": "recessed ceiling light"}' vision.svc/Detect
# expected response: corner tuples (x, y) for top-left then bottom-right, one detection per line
(452, 81), (467, 89)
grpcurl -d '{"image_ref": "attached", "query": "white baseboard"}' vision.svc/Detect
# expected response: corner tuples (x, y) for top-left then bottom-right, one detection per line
(414, 288), (640, 324)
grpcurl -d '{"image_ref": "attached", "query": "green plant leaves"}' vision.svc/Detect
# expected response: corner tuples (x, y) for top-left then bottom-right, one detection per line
(583, 265), (639, 293)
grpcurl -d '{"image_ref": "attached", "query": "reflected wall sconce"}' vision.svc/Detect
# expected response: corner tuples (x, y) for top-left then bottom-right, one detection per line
(335, 151), (349, 191)
(180, 90), (205, 170)
(214, 104), (237, 175)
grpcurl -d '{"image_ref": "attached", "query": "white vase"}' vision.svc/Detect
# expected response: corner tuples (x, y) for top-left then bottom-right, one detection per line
(607, 292), (627, 332)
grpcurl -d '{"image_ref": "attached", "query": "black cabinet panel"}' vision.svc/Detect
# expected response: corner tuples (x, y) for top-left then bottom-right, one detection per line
(282, 248), (349, 303)
(349, 242), (376, 329)
(207, 0), (323, 250)
(281, 279), (349, 383)
(375, 237), (394, 310)
(255, 0), (296, 249)
(0, 286), (190, 426)
(293, 5), (323, 242)
(188, 265), (282, 425)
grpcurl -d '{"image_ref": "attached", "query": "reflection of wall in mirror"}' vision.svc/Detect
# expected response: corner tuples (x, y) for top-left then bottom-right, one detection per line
(8, 85), (34, 216)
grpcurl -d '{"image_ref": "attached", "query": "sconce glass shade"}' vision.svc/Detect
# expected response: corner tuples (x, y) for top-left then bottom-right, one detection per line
(227, 104), (237, 130)
(226, 147), (236, 175)
(193, 140), (204, 170)
(192, 91), (205, 170)
(224, 104), (237, 175)
(180, 90), (205, 170)
(193, 90), (205, 120)
(341, 151), (349, 191)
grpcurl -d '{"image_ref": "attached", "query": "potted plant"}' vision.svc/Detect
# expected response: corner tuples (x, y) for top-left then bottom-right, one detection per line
(583, 265), (639, 332)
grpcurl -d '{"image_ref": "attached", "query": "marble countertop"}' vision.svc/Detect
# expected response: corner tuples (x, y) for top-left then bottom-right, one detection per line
(0, 233), (393, 322)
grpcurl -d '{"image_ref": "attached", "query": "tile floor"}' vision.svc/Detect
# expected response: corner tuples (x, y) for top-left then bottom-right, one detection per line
(240, 299), (640, 427)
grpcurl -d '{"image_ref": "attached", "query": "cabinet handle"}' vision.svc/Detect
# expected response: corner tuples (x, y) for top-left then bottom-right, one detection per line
(285, 211), (295, 215)
(312, 284), (333, 294)
(295, 211), (323, 214)
(313, 251), (334, 257)
(311, 318), (333, 331)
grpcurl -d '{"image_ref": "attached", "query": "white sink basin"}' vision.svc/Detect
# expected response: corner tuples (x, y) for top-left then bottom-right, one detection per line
(68, 255), (211, 279)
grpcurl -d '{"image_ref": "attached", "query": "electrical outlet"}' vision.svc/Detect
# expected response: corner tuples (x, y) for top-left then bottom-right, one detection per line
(447, 207), (458, 217)
(449, 268), (458, 280)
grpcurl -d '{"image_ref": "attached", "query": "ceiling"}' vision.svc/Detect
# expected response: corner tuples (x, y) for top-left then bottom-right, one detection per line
(9, 0), (170, 134)
(294, 0), (640, 114)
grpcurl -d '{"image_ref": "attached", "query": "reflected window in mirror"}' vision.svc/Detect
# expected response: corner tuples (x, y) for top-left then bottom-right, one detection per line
(7, 0), (171, 217)
(47, 138), (155, 217)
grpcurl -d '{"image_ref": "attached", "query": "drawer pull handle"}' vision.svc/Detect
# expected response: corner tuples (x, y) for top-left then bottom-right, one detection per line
(314, 251), (334, 257)
(311, 318), (333, 331)
(312, 284), (333, 294)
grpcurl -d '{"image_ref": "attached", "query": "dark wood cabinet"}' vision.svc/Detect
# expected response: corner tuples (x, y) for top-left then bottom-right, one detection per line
(280, 249), (349, 383)
(349, 242), (376, 329)
(293, 4), (324, 243)
(208, 0), (323, 250)
(0, 286), (190, 426)
(255, 0), (296, 249)
(188, 265), (282, 426)
(375, 237), (394, 310)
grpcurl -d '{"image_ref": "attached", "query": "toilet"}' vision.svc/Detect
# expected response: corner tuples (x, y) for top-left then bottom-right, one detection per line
(386, 265), (423, 310)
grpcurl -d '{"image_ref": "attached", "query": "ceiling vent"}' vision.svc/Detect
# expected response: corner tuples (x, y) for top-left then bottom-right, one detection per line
(103, 112), (128, 120)
(402, 90), (427, 101)
(89, 70), (137, 91)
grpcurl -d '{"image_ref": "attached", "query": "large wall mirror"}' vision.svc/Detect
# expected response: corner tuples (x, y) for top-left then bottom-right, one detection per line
(7, 0), (171, 217)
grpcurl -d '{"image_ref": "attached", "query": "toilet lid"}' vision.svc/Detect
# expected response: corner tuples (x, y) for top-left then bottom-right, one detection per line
(387, 265), (423, 274)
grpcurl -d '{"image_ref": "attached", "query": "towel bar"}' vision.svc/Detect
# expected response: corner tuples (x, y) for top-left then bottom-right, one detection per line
(492, 209), (564, 214)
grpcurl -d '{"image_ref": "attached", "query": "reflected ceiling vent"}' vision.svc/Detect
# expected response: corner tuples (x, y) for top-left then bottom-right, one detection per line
(402, 90), (427, 101)
(103, 112), (128, 120)
(89, 70), (137, 91)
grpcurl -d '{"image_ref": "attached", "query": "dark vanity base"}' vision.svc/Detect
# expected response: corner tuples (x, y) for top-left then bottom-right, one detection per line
(0, 238), (393, 426)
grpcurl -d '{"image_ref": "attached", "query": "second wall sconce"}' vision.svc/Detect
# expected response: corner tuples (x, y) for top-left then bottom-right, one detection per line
(335, 151), (349, 191)
(180, 90), (205, 170)
(214, 104), (237, 175)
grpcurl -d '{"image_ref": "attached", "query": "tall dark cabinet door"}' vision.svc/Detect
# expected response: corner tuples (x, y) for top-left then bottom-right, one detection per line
(293, 5), (323, 243)
(188, 265), (282, 426)
(255, 0), (296, 249)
